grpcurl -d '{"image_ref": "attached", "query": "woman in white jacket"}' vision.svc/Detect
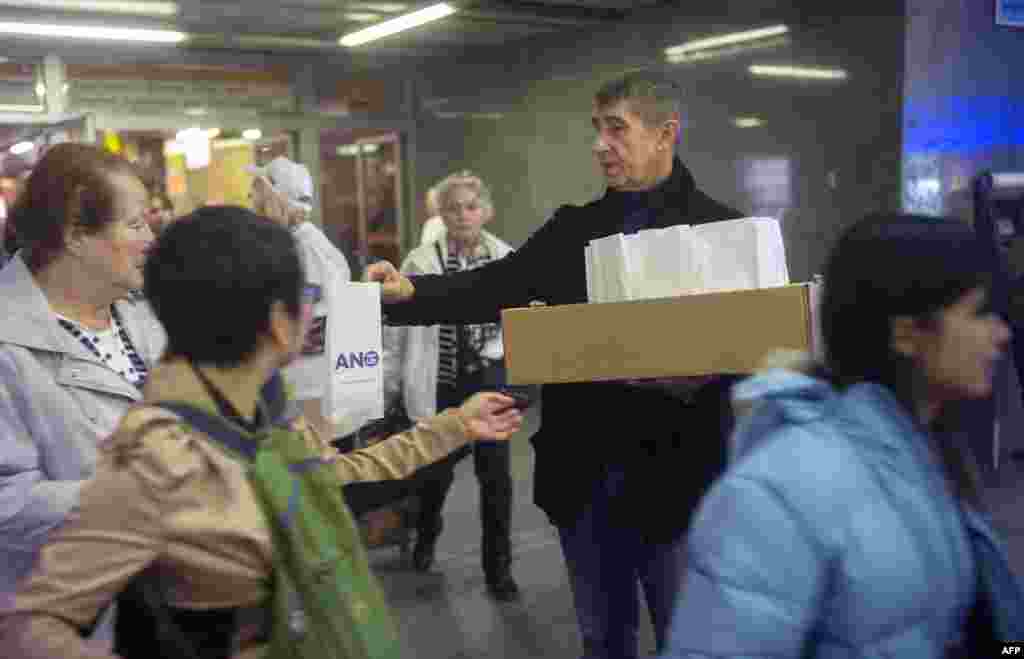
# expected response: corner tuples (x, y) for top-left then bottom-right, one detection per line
(382, 171), (521, 600)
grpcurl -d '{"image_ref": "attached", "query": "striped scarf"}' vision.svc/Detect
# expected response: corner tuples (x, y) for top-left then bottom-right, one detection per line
(437, 240), (498, 388)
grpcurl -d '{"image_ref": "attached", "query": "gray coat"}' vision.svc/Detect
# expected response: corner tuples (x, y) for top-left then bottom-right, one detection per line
(0, 254), (166, 596)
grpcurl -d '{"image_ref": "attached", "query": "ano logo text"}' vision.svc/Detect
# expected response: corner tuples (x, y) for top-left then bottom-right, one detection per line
(335, 350), (380, 370)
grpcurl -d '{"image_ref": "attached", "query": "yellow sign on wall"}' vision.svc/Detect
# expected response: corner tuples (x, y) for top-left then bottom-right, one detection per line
(102, 131), (122, 154)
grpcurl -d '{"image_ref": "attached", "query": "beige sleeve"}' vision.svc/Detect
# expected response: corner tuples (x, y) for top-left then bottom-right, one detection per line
(0, 415), (192, 659)
(304, 409), (472, 484)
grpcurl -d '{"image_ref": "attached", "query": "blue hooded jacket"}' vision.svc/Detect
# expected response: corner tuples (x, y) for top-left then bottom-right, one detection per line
(662, 369), (1023, 658)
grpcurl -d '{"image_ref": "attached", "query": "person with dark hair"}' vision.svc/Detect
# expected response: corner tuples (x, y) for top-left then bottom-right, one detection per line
(366, 71), (741, 656)
(662, 213), (1023, 657)
(0, 143), (165, 637)
(0, 205), (523, 659)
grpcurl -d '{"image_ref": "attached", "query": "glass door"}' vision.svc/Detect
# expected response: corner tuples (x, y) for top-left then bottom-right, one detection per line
(321, 131), (403, 273)
(356, 133), (403, 269)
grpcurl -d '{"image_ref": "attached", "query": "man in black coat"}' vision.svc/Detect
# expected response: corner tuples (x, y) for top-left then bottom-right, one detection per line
(366, 72), (742, 659)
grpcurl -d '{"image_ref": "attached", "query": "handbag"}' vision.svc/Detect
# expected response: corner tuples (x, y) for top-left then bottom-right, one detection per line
(114, 576), (234, 659)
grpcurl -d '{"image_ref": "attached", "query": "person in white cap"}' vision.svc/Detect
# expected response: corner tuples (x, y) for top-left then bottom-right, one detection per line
(248, 156), (352, 438)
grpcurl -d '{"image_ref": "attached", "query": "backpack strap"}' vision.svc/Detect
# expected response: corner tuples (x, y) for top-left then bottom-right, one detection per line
(260, 371), (292, 428)
(155, 402), (259, 462)
(154, 370), (293, 461)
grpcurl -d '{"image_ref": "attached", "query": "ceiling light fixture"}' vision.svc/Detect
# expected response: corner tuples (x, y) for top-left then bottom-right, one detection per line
(733, 117), (764, 128)
(749, 64), (848, 80)
(0, 104), (44, 112)
(242, 128), (262, 140)
(236, 34), (332, 49)
(665, 24), (788, 57)
(0, 21), (186, 43)
(0, 1), (177, 16)
(355, 3), (408, 12)
(9, 141), (34, 155)
(344, 12), (381, 22)
(184, 106), (207, 117)
(339, 2), (455, 47)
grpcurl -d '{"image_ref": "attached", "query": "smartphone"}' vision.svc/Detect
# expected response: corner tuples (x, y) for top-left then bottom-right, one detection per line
(497, 386), (533, 410)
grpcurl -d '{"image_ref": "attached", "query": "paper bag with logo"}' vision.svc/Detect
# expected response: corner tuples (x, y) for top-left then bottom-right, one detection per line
(324, 281), (385, 439)
(692, 217), (789, 292)
(625, 226), (709, 300)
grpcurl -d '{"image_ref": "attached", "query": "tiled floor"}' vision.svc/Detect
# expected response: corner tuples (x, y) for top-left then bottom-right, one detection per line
(366, 403), (658, 658)
(367, 403), (1024, 658)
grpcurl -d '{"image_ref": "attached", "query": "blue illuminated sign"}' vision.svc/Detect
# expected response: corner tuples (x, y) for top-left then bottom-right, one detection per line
(997, 0), (1024, 27)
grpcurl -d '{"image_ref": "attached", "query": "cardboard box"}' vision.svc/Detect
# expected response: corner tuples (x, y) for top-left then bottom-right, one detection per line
(502, 283), (820, 385)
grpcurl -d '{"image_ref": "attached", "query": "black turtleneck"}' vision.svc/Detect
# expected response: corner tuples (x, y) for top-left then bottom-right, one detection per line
(619, 189), (654, 235)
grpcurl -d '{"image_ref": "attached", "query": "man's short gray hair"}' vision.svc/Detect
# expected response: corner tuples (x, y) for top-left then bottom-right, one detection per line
(594, 72), (682, 128)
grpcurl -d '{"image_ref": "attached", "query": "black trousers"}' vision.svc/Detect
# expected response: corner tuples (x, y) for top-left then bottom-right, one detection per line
(414, 437), (513, 570)
(416, 374), (514, 575)
(342, 369), (514, 575)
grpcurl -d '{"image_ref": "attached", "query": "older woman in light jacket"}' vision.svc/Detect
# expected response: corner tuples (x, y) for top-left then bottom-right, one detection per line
(380, 171), (522, 600)
(0, 144), (164, 607)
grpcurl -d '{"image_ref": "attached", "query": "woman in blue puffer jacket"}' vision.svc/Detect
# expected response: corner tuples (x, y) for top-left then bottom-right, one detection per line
(663, 213), (1024, 658)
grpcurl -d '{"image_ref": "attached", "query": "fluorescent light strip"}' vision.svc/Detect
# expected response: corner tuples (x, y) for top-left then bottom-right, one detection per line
(0, 104), (45, 112)
(665, 24), (788, 57)
(665, 34), (788, 65)
(749, 65), (847, 80)
(733, 117), (764, 128)
(339, 2), (455, 47)
(236, 34), (332, 49)
(0, 21), (186, 42)
(0, 0), (177, 16)
(355, 3), (409, 12)
(344, 12), (382, 22)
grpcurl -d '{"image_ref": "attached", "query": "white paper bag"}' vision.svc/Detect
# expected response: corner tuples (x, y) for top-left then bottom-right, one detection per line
(589, 233), (632, 303)
(625, 226), (709, 300)
(692, 217), (789, 292)
(584, 244), (598, 303)
(324, 281), (384, 439)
